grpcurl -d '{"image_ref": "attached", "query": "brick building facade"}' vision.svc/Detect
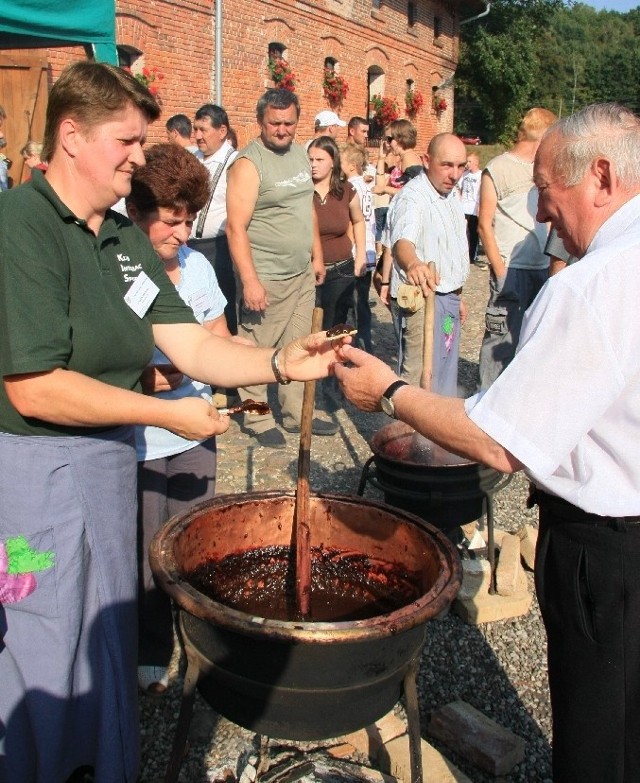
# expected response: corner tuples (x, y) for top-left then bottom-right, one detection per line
(4, 0), (484, 164)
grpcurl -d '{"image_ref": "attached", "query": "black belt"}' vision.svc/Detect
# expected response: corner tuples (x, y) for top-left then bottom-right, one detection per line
(530, 487), (640, 528)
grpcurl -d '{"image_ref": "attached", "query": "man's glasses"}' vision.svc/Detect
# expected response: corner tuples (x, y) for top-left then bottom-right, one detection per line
(385, 135), (393, 142)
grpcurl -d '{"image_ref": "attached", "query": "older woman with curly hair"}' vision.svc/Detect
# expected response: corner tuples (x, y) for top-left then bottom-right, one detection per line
(125, 143), (240, 693)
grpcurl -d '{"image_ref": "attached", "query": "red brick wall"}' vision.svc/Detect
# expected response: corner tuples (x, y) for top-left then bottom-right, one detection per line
(8, 0), (461, 149)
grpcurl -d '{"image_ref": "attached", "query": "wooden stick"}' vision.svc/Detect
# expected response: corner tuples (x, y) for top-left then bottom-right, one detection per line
(421, 290), (435, 391)
(294, 306), (324, 618)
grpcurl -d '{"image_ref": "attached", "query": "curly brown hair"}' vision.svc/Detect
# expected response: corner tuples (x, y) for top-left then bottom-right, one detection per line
(127, 143), (211, 216)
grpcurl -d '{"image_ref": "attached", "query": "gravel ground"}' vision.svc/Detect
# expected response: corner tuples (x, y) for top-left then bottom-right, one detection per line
(138, 262), (552, 783)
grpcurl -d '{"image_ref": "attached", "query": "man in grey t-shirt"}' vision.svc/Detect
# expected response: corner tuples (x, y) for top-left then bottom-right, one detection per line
(477, 107), (557, 389)
(226, 89), (336, 447)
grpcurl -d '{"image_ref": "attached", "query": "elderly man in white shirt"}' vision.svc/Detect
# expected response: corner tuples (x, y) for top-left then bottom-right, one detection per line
(388, 133), (469, 393)
(335, 103), (640, 783)
(188, 104), (238, 333)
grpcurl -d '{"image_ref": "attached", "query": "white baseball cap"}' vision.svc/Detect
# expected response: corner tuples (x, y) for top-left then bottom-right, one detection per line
(314, 110), (347, 128)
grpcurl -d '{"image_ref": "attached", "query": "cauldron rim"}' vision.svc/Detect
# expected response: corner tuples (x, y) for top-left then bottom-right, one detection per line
(370, 420), (496, 472)
(149, 490), (461, 644)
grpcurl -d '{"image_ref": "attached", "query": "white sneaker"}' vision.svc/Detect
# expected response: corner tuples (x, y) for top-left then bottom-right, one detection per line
(138, 665), (169, 694)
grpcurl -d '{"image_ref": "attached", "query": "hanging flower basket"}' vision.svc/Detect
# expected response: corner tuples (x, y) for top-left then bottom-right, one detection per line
(369, 94), (400, 126)
(268, 57), (296, 92)
(322, 69), (349, 108)
(432, 92), (448, 116)
(405, 89), (425, 117)
(125, 65), (164, 98)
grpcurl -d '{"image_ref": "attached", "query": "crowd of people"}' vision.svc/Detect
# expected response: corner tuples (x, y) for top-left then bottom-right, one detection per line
(0, 58), (639, 783)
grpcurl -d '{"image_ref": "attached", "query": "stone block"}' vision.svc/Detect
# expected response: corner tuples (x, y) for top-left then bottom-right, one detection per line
(457, 558), (492, 601)
(379, 734), (472, 783)
(342, 711), (407, 758)
(517, 524), (538, 570)
(428, 701), (525, 776)
(452, 588), (532, 625)
(495, 533), (521, 597)
(480, 525), (507, 549)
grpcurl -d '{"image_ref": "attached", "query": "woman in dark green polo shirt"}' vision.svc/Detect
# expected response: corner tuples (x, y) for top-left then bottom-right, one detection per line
(0, 62), (345, 783)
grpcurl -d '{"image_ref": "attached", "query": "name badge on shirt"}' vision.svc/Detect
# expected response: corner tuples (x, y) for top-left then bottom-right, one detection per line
(189, 288), (210, 317)
(124, 271), (160, 318)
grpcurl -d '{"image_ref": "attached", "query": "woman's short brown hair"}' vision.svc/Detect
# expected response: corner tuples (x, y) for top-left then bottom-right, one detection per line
(386, 119), (417, 150)
(127, 143), (211, 216)
(42, 61), (161, 162)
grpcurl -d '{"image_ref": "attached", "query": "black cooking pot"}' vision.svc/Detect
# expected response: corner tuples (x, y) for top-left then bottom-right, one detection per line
(149, 491), (461, 740)
(359, 421), (508, 532)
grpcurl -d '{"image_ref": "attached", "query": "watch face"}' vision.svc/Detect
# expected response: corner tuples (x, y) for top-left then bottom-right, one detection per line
(381, 395), (395, 417)
(381, 380), (408, 418)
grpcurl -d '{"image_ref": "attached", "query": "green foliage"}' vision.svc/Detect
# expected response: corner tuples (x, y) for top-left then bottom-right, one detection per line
(455, 0), (639, 143)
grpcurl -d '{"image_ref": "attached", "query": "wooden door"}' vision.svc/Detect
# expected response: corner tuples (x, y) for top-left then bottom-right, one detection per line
(0, 49), (48, 186)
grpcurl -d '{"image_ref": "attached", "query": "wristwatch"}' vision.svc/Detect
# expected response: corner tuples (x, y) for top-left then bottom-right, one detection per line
(380, 380), (409, 418)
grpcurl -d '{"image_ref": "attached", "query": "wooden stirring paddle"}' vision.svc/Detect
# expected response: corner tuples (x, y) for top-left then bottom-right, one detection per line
(421, 289), (435, 391)
(294, 306), (324, 618)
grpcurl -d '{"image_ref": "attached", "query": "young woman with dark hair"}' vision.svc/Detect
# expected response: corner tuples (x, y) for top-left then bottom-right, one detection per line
(308, 135), (366, 331)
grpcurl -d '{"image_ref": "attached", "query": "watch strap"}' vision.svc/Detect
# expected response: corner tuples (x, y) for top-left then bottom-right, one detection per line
(381, 380), (409, 417)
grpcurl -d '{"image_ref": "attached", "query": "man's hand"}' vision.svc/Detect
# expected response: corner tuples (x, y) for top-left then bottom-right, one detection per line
(405, 260), (439, 297)
(242, 278), (269, 311)
(333, 344), (398, 411)
(459, 296), (468, 325)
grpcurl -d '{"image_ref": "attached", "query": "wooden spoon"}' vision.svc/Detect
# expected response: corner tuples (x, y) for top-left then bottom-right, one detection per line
(294, 306), (324, 618)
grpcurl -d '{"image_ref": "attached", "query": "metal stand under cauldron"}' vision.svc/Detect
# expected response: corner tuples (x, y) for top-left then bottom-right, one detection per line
(358, 422), (512, 591)
(149, 491), (462, 783)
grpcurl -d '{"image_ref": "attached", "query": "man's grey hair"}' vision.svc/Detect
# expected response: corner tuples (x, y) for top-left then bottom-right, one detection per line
(549, 103), (640, 188)
(256, 88), (300, 122)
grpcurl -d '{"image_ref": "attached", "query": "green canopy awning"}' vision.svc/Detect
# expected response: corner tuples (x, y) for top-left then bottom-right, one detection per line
(0, 0), (117, 64)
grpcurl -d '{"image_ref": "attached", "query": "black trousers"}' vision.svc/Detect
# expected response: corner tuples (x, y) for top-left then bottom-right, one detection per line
(535, 498), (640, 782)
(188, 234), (237, 334)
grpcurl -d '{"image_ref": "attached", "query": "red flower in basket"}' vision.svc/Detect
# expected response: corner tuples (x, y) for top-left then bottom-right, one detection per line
(433, 93), (448, 114)
(125, 64), (164, 100)
(369, 95), (400, 126)
(405, 89), (425, 117)
(323, 69), (349, 108)
(268, 57), (296, 92)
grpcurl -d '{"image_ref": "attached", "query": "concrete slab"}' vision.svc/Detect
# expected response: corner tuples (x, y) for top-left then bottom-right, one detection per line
(379, 734), (473, 783)
(495, 533), (521, 597)
(452, 588), (532, 625)
(428, 701), (525, 776)
(517, 524), (538, 570)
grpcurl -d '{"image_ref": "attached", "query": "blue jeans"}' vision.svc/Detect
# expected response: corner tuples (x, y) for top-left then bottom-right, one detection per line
(316, 258), (355, 330)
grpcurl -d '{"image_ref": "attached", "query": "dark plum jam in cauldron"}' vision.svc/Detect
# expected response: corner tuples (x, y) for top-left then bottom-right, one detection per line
(185, 545), (422, 622)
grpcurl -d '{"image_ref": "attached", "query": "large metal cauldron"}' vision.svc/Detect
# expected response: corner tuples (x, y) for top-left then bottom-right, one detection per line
(359, 421), (508, 534)
(149, 490), (461, 741)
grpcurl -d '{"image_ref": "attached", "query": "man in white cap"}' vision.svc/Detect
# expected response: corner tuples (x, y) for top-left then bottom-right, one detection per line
(304, 110), (346, 149)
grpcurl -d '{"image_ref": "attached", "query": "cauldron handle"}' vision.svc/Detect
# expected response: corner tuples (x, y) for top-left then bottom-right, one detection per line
(357, 455), (376, 496)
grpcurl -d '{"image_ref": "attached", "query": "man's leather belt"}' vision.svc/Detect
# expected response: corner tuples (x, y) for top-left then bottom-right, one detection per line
(531, 488), (640, 527)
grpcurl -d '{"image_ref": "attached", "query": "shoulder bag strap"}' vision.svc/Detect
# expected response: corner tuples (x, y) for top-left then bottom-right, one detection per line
(195, 147), (236, 239)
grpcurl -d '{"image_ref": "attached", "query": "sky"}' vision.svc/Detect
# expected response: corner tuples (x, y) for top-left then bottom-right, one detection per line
(583, 0), (638, 10)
